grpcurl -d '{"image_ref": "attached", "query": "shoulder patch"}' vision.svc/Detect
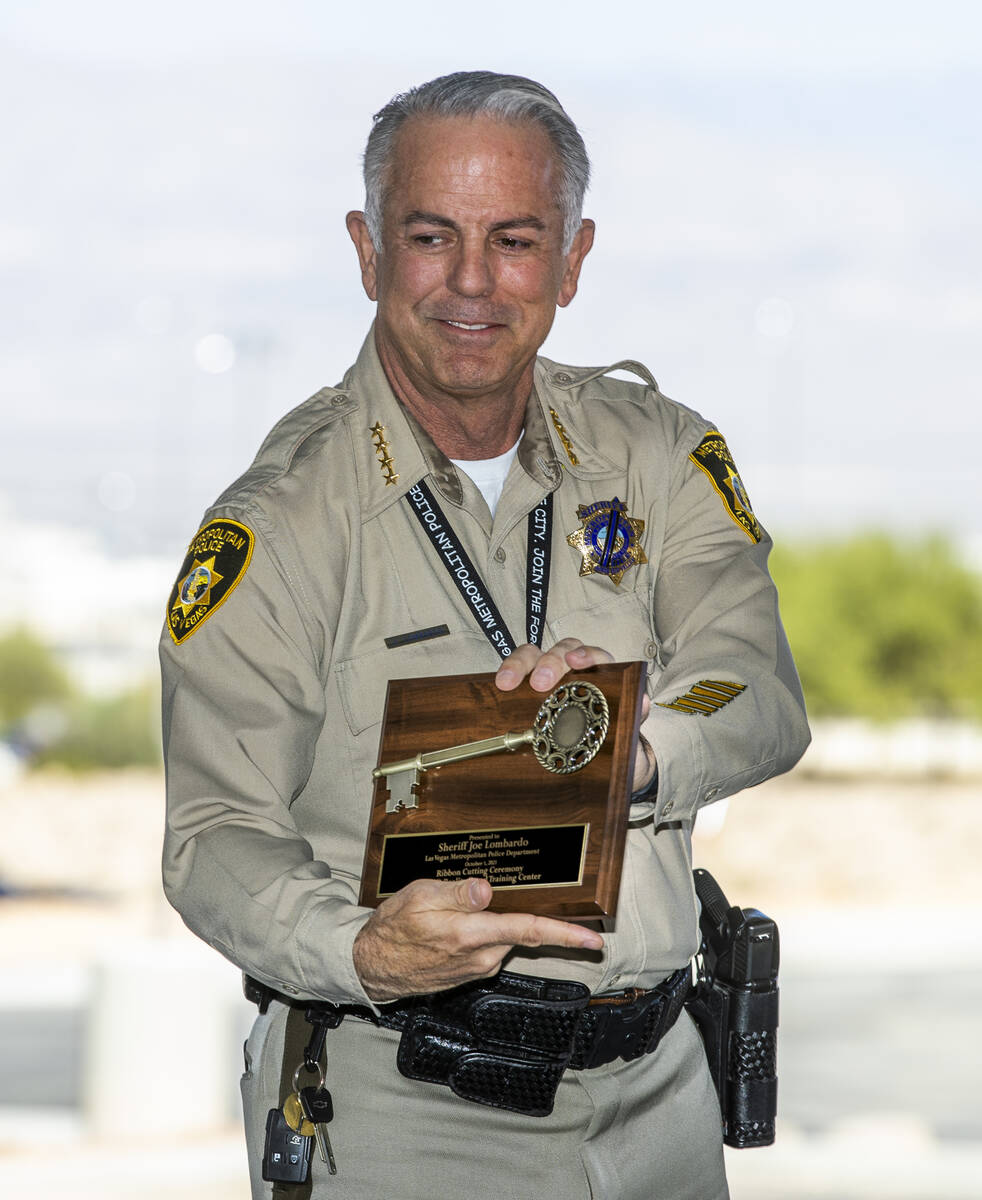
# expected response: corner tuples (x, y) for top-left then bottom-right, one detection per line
(166, 519), (254, 645)
(689, 431), (762, 543)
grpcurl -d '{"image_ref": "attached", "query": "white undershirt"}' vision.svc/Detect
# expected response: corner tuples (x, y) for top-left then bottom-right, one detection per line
(449, 435), (522, 517)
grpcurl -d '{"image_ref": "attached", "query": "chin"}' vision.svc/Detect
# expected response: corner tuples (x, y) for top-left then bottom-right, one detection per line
(435, 375), (505, 400)
(430, 359), (508, 397)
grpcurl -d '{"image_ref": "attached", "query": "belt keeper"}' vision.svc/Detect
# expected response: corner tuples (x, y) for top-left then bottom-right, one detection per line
(470, 989), (589, 1057)
(571, 967), (691, 1070)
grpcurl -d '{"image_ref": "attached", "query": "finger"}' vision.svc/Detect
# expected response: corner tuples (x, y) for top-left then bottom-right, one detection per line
(496, 641), (617, 693)
(490, 911), (604, 953)
(460, 876), (493, 911)
(497, 638), (592, 692)
(562, 643), (615, 671)
(495, 643), (545, 691)
(528, 642), (614, 692)
(526, 638), (595, 691)
(528, 639), (581, 691)
(393, 876), (493, 914)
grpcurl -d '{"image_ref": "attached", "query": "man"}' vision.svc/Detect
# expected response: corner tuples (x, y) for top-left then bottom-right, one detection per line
(161, 71), (809, 1199)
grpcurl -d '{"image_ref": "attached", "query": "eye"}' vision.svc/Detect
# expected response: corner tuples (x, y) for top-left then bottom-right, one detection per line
(496, 235), (533, 251)
(412, 232), (447, 248)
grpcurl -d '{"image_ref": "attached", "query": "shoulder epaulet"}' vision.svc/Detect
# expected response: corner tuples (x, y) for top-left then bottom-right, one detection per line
(214, 386), (357, 510)
(254, 385), (356, 463)
(543, 358), (659, 392)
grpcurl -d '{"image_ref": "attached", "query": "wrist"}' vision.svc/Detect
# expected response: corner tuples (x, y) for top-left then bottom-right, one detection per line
(631, 735), (659, 803)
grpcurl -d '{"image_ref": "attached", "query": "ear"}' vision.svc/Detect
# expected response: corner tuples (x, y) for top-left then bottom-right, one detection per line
(346, 211), (379, 301)
(557, 219), (595, 309)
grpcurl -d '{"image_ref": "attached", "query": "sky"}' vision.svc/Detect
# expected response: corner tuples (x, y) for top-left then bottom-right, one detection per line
(1, 0), (980, 662)
(4, 0), (982, 71)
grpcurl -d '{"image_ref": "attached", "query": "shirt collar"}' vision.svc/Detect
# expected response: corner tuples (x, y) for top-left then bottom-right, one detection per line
(345, 328), (581, 520)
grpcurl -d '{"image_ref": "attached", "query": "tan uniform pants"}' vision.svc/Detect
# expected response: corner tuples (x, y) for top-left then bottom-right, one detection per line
(241, 999), (729, 1200)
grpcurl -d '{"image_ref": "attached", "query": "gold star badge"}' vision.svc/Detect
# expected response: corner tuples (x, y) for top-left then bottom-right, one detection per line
(566, 497), (647, 586)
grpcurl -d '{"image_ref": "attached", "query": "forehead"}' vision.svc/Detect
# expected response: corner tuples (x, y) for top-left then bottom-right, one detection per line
(385, 115), (563, 222)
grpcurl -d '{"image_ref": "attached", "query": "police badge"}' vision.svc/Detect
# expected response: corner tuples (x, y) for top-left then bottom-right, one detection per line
(167, 519), (254, 645)
(566, 498), (647, 586)
(689, 431), (762, 543)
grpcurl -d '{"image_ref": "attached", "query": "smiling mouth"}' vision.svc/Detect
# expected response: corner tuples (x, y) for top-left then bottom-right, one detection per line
(444, 320), (495, 331)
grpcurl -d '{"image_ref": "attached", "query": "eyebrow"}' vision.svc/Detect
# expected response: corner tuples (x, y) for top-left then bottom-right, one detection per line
(401, 211), (548, 233)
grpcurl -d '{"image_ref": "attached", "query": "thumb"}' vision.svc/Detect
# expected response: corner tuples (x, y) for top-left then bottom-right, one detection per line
(455, 876), (493, 911)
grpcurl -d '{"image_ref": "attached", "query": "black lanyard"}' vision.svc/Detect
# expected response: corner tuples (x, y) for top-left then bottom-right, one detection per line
(406, 480), (553, 659)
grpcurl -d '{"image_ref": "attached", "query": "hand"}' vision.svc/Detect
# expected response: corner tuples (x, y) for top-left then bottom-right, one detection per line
(495, 637), (612, 695)
(495, 639), (657, 793)
(353, 876), (604, 1002)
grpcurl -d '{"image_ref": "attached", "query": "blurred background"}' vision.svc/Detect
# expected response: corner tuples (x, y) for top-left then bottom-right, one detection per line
(1, 1), (980, 1195)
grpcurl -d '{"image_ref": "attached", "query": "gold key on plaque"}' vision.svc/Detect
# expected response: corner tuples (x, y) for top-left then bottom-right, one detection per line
(373, 681), (609, 811)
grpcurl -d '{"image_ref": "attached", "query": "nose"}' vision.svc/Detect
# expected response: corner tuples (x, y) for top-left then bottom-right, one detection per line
(447, 235), (494, 297)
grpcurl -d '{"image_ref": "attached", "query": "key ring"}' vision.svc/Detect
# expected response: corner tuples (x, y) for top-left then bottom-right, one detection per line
(293, 1060), (326, 1093)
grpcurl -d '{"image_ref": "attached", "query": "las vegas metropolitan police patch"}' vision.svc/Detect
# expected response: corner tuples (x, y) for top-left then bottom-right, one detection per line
(689, 431), (762, 543)
(167, 519), (254, 645)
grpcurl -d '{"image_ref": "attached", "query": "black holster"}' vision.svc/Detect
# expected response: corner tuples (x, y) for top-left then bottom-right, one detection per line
(685, 867), (780, 1148)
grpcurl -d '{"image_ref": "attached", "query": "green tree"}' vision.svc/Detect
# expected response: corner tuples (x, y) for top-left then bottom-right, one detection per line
(770, 534), (982, 720)
(36, 682), (161, 771)
(0, 626), (73, 726)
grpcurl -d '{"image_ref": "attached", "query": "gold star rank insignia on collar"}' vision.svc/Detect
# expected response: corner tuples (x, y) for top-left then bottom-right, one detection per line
(370, 421), (399, 486)
(566, 498), (647, 586)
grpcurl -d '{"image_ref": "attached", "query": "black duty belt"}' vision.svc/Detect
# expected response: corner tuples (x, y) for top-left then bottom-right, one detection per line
(246, 966), (692, 1118)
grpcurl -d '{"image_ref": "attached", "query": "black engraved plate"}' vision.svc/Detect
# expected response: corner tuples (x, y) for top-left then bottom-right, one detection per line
(377, 823), (589, 896)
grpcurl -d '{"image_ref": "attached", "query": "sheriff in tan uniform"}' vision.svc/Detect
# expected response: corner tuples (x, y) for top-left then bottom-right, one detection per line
(161, 71), (809, 1200)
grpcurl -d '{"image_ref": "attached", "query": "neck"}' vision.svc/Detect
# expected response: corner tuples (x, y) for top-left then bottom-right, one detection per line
(375, 340), (530, 460)
(400, 393), (526, 459)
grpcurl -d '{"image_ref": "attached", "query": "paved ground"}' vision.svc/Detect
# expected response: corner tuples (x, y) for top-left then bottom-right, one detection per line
(0, 768), (979, 1197)
(3, 965), (979, 1139)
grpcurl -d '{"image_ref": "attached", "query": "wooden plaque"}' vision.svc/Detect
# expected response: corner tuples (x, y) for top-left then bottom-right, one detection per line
(358, 661), (646, 919)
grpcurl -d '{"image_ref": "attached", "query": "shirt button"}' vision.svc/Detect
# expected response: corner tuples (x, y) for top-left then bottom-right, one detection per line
(494, 548), (506, 563)
(609, 974), (621, 986)
(644, 640), (658, 659)
(553, 371), (573, 385)
(283, 984), (299, 995)
(661, 799), (675, 816)
(704, 787), (719, 802)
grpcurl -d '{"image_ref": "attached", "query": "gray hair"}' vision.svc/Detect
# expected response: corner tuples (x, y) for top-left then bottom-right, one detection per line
(362, 71), (591, 254)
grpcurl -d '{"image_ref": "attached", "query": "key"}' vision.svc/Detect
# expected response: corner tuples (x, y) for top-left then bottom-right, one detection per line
(373, 679), (609, 811)
(300, 1084), (338, 1175)
(261, 1106), (311, 1184)
(382, 764), (422, 813)
(281, 1090), (310, 1135)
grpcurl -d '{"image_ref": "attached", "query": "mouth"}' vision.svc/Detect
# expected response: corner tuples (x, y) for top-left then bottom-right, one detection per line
(427, 314), (510, 343)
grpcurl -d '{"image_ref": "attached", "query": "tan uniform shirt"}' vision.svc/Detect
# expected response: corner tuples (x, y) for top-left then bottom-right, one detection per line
(160, 331), (809, 1008)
